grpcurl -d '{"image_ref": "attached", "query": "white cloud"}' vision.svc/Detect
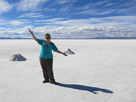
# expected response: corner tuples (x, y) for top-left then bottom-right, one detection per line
(0, 27), (5, 30)
(14, 26), (33, 34)
(46, 0), (77, 13)
(0, 0), (13, 14)
(18, 12), (44, 18)
(74, 0), (136, 16)
(60, 4), (73, 12)
(35, 18), (64, 23)
(118, 0), (136, 8)
(16, 0), (50, 12)
(1, 26), (136, 38)
(0, 22), (6, 25)
(76, 0), (110, 10)
(91, 0), (110, 7)
(34, 16), (136, 27)
(105, 3), (117, 6)
(0, 26), (33, 38)
(76, 9), (98, 15)
(31, 26), (136, 38)
(55, 0), (77, 4)
(43, 8), (56, 12)
(10, 20), (31, 26)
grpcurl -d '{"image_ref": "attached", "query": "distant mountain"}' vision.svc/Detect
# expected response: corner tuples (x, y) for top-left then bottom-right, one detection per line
(0, 37), (136, 39)
(88, 37), (136, 39)
(52, 37), (136, 39)
(0, 37), (31, 39)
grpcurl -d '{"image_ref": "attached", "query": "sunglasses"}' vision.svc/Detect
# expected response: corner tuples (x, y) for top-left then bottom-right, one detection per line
(46, 37), (50, 39)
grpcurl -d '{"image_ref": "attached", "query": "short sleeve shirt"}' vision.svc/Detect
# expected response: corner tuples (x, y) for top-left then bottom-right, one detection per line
(37, 39), (58, 59)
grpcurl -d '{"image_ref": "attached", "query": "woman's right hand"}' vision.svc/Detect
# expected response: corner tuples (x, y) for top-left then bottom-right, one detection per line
(29, 29), (33, 34)
(29, 29), (37, 42)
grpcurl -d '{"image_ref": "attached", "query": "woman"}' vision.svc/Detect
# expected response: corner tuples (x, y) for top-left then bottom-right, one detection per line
(29, 29), (67, 85)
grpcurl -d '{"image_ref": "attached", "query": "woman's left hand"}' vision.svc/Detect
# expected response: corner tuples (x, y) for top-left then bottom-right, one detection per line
(63, 53), (67, 56)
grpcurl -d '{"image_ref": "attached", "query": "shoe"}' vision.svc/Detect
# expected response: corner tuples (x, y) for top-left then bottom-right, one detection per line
(43, 80), (49, 83)
(50, 81), (58, 85)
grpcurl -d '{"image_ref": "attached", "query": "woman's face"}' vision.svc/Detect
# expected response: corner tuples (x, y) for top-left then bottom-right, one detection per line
(45, 36), (51, 41)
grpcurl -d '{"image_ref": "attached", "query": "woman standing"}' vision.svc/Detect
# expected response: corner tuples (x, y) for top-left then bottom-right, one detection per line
(29, 29), (67, 85)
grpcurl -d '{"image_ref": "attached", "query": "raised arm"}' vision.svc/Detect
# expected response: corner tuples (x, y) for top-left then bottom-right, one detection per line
(29, 29), (37, 42)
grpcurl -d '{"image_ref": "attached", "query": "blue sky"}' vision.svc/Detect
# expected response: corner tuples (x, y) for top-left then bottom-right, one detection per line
(0, 0), (136, 38)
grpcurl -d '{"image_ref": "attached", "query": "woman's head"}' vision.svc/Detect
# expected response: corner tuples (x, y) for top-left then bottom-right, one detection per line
(45, 33), (51, 41)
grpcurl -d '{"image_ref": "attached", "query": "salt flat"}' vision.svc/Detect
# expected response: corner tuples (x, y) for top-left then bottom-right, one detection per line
(0, 39), (136, 102)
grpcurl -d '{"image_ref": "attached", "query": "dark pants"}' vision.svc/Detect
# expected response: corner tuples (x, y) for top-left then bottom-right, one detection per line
(39, 57), (55, 82)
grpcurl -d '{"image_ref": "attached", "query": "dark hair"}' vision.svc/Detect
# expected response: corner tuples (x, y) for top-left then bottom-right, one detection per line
(45, 33), (51, 38)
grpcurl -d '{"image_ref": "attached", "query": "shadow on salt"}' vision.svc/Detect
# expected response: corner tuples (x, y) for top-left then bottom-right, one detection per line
(57, 83), (113, 94)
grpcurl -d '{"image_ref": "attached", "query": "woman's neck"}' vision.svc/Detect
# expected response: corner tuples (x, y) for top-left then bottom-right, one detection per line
(46, 40), (51, 44)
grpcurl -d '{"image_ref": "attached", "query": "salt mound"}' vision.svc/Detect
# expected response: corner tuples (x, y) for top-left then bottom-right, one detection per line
(9, 54), (27, 61)
(65, 48), (75, 55)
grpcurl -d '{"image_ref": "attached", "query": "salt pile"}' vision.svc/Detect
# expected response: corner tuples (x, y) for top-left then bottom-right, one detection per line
(9, 54), (27, 61)
(65, 48), (75, 55)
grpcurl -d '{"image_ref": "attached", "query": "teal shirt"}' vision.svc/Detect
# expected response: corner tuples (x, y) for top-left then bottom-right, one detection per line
(37, 39), (58, 59)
